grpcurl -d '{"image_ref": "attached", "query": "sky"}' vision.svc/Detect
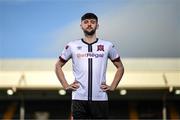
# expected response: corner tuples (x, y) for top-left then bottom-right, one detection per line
(0, 0), (179, 58)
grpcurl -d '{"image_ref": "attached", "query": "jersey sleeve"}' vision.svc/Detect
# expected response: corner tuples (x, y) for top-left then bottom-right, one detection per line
(108, 43), (120, 62)
(59, 44), (72, 63)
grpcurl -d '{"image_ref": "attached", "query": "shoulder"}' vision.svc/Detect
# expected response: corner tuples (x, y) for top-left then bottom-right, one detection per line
(66, 39), (82, 46)
(98, 39), (113, 46)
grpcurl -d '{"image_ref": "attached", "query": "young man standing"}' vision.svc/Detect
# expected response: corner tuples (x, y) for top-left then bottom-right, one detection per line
(55, 13), (124, 119)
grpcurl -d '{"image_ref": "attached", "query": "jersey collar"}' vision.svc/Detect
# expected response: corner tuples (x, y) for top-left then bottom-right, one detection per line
(81, 38), (98, 45)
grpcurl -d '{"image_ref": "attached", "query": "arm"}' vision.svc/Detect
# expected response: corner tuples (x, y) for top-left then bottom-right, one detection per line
(55, 60), (79, 90)
(110, 59), (124, 91)
(101, 59), (124, 91)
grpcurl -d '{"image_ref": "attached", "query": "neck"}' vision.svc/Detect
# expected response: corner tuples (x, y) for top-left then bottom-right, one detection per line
(84, 34), (96, 44)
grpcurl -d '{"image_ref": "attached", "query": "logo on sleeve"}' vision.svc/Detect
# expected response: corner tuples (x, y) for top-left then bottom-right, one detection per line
(65, 45), (69, 49)
(97, 45), (104, 51)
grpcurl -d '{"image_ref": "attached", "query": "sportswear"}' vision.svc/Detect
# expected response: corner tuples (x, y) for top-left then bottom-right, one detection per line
(59, 38), (120, 101)
(72, 100), (109, 119)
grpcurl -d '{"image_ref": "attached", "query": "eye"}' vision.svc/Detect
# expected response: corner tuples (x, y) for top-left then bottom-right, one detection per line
(83, 20), (88, 24)
(90, 20), (96, 24)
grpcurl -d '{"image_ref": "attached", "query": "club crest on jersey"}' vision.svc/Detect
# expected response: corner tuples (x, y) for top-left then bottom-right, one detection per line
(77, 46), (82, 50)
(97, 45), (104, 51)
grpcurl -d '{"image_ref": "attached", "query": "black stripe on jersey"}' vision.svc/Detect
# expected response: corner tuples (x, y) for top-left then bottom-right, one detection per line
(88, 45), (93, 101)
(88, 59), (93, 101)
(81, 38), (97, 101)
(88, 44), (93, 52)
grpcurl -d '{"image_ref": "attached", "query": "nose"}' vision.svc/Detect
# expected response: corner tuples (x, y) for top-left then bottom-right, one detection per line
(87, 22), (91, 26)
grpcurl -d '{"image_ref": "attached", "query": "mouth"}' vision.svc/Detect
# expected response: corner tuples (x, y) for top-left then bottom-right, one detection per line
(87, 26), (93, 29)
(86, 28), (93, 31)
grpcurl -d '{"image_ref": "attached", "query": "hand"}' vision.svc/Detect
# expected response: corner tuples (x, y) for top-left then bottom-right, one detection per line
(65, 81), (80, 91)
(100, 84), (112, 92)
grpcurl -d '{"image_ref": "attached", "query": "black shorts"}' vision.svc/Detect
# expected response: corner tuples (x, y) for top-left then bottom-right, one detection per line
(71, 100), (109, 119)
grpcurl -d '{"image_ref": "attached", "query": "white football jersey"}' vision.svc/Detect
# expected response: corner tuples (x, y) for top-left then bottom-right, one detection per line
(59, 38), (120, 101)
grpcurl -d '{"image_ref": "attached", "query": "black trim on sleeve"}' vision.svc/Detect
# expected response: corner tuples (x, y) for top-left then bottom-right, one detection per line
(111, 57), (120, 62)
(59, 56), (68, 63)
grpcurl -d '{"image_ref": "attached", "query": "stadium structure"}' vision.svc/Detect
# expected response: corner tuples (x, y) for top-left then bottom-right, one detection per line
(0, 58), (179, 119)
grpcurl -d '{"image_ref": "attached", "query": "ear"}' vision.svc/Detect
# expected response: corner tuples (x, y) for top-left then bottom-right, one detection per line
(96, 23), (99, 29)
(80, 24), (82, 29)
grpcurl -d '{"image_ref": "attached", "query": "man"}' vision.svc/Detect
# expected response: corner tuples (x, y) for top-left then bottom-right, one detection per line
(55, 13), (124, 119)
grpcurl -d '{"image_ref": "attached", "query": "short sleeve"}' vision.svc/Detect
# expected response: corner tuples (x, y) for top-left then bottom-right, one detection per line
(108, 43), (120, 62)
(59, 44), (72, 63)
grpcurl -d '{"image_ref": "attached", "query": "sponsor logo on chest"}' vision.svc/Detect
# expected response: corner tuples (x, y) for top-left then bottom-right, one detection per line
(76, 44), (105, 58)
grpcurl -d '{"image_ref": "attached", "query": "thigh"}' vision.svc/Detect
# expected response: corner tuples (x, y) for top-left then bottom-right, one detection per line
(89, 101), (109, 119)
(71, 100), (89, 119)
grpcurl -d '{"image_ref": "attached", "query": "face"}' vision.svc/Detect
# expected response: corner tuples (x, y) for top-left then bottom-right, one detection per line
(80, 19), (99, 36)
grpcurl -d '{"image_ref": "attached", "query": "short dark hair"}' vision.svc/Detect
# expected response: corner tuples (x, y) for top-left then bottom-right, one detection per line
(81, 13), (98, 22)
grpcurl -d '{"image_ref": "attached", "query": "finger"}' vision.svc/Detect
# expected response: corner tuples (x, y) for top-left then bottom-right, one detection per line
(66, 85), (77, 91)
(71, 87), (77, 91)
(100, 87), (107, 90)
(68, 87), (77, 91)
(100, 85), (108, 89)
(71, 84), (79, 88)
(102, 88), (108, 92)
(100, 85), (110, 91)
